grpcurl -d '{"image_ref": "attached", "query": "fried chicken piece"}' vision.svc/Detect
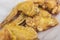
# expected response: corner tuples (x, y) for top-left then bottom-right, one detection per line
(0, 1), (39, 28)
(26, 0), (57, 9)
(37, 0), (59, 14)
(26, 8), (58, 31)
(0, 12), (38, 40)
(1, 23), (38, 40)
(45, 0), (60, 14)
(27, 0), (60, 14)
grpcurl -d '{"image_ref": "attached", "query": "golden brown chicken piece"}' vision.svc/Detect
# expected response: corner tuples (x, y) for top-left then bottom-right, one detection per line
(0, 23), (38, 40)
(26, 8), (58, 31)
(0, 1), (39, 28)
(26, 0), (60, 14)
(45, 0), (60, 14)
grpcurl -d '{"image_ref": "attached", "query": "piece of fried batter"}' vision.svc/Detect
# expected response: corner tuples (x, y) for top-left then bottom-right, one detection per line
(26, 8), (58, 31)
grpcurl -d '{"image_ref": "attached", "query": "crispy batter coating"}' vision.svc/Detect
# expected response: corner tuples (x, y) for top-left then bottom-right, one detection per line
(26, 8), (58, 31)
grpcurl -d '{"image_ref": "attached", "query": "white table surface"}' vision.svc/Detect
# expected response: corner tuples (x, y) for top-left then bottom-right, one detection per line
(0, 0), (60, 40)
